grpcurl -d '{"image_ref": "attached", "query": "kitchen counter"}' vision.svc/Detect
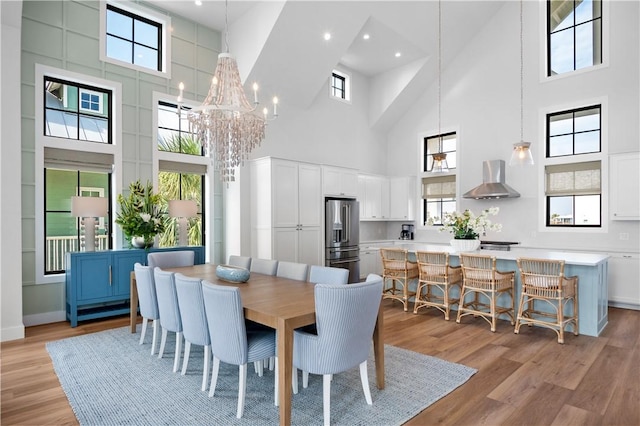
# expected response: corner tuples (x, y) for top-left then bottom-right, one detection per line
(369, 242), (609, 337)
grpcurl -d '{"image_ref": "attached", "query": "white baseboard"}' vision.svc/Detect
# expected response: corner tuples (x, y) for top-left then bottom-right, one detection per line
(1, 325), (26, 342)
(608, 301), (640, 311)
(23, 310), (66, 327)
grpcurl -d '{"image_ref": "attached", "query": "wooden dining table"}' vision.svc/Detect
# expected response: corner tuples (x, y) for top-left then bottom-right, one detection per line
(129, 263), (385, 426)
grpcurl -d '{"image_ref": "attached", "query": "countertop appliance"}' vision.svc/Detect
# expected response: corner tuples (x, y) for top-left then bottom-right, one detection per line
(400, 224), (414, 240)
(479, 240), (520, 251)
(325, 198), (360, 283)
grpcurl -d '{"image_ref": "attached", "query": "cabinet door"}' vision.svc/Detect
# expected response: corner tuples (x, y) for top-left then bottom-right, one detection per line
(610, 153), (640, 220)
(380, 177), (390, 219)
(75, 254), (111, 302)
(298, 163), (322, 227)
(298, 226), (323, 266)
(273, 228), (298, 263)
(272, 160), (299, 227)
(358, 175), (367, 218)
(608, 253), (640, 306)
(389, 177), (415, 220)
(341, 169), (359, 198)
(112, 251), (145, 297)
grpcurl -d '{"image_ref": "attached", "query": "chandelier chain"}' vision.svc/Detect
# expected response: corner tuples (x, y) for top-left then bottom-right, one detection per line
(438, 0), (442, 140)
(520, 0), (524, 142)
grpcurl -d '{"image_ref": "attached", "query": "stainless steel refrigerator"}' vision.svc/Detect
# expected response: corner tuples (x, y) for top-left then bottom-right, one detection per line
(325, 198), (360, 283)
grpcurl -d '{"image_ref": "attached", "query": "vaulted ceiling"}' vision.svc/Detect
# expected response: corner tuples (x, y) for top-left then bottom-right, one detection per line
(152, 0), (506, 133)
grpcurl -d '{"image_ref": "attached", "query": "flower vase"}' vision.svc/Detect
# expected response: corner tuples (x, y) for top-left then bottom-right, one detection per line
(131, 236), (154, 249)
(450, 238), (480, 252)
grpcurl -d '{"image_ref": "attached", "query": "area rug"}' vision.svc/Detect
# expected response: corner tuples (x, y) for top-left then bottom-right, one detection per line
(46, 326), (476, 425)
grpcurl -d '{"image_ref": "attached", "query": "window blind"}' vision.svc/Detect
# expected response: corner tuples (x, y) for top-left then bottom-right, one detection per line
(44, 147), (114, 173)
(159, 159), (207, 175)
(422, 175), (456, 199)
(545, 161), (601, 196)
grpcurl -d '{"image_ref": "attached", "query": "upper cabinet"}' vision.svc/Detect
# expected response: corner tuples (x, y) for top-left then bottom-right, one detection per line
(389, 176), (415, 221)
(610, 152), (640, 220)
(358, 174), (415, 221)
(322, 165), (358, 198)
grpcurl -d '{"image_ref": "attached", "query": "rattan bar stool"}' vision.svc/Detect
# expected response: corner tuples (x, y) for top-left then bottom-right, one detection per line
(380, 248), (418, 311)
(413, 251), (462, 320)
(456, 253), (515, 332)
(514, 257), (579, 344)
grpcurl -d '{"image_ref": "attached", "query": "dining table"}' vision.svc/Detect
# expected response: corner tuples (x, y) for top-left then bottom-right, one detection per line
(129, 263), (385, 426)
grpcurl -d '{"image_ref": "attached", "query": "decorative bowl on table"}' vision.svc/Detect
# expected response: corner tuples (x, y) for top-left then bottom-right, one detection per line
(215, 264), (250, 283)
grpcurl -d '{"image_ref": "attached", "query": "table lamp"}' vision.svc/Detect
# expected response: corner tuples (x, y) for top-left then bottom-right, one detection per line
(71, 196), (108, 251)
(169, 200), (197, 246)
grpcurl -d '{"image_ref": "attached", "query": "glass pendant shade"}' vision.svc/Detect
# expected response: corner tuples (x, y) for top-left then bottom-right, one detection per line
(509, 142), (534, 166)
(431, 152), (449, 173)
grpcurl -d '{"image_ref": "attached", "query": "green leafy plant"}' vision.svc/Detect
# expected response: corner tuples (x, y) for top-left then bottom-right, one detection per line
(115, 180), (166, 247)
(429, 207), (502, 239)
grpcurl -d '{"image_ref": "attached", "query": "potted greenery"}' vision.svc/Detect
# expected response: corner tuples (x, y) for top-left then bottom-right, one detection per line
(429, 207), (502, 251)
(115, 180), (166, 248)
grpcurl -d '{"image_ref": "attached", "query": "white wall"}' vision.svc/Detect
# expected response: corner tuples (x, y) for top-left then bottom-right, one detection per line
(386, 0), (640, 253)
(1, 1), (25, 341)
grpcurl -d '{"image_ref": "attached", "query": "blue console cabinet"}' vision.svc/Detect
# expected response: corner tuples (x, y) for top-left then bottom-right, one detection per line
(65, 246), (205, 327)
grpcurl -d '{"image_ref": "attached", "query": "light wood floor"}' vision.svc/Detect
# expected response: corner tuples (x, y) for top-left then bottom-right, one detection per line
(2, 302), (639, 425)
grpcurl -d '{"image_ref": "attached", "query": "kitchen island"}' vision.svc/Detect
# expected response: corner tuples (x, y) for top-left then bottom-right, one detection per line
(372, 242), (609, 337)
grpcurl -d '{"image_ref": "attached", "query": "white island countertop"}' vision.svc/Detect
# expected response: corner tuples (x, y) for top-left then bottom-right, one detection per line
(370, 242), (609, 267)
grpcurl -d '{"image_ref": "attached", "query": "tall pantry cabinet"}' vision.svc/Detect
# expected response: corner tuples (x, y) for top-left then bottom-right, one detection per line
(250, 157), (323, 266)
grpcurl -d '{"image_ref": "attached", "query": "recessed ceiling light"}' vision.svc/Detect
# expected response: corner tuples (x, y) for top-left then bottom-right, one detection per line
(395, 52), (402, 58)
(195, 0), (202, 5)
(323, 32), (331, 41)
(363, 34), (370, 40)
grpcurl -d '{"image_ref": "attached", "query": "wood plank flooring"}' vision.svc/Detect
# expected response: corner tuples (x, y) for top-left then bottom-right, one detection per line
(1, 303), (638, 425)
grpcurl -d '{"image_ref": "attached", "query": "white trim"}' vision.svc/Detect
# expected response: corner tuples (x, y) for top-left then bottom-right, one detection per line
(99, 1), (172, 79)
(539, 0), (610, 83)
(22, 310), (67, 327)
(35, 64), (123, 285)
(537, 96), (608, 234)
(329, 68), (352, 104)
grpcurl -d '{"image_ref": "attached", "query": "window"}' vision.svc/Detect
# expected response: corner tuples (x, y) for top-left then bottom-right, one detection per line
(44, 169), (111, 274)
(545, 161), (601, 226)
(100, 2), (171, 77)
(330, 69), (351, 102)
(36, 65), (122, 284)
(44, 77), (111, 143)
(548, 105), (600, 157)
(155, 97), (210, 248)
(422, 175), (456, 226)
(157, 101), (201, 155)
(548, 0), (602, 76)
(423, 132), (457, 172)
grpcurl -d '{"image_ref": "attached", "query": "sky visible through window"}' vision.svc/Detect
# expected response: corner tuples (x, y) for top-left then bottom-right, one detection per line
(550, 0), (600, 74)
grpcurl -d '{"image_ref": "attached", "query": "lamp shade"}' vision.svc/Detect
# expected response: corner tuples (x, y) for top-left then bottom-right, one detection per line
(509, 142), (534, 166)
(71, 196), (108, 217)
(168, 200), (198, 218)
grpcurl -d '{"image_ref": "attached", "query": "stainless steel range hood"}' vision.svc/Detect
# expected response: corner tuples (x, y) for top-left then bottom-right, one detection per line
(462, 160), (520, 199)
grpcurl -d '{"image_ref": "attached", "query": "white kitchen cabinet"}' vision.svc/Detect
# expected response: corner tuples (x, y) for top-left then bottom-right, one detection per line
(608, 252), (640, 309)
(251, 157), (323, 266)
(610, 152), (640, 220)
(359, 247), (382, 280)
(358, 174), (389, 220)
(389, 176), (415, 221)
(322, 165), (358, 198)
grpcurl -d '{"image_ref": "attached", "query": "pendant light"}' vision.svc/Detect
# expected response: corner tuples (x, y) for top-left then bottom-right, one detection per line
(509, 0), (534, 167)
(431, 0), (449, 173)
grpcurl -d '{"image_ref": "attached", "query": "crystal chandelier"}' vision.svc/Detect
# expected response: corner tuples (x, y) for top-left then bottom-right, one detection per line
(187, 0), (277, 182)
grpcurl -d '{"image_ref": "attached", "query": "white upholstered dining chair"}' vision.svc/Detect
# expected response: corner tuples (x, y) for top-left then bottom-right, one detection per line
(250, 258), (279, 275)
(133, 263), (160, 355)
(308, 265), (349, 285)
(147, 250), (195, 269)
(276, 261), (309, 281)
(292, 276), (384, 426)
(174, 273), (211, 391)
(228, 255), (252, 270)
(153, 268), (183, 372)
(202, 281), (277, 418)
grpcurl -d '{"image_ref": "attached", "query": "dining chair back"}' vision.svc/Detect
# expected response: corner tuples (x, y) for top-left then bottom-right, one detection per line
(133, 263), (160, 355)
(380, 248), (419, 311)
(153, 268), (183, 372)
(293, 278), (383, 426)
(276, 261), (309, 281)
(174, 273), (211, 391)
(228, 255), (252, 270)
(250, 258), (279, 276)
(147, 250), (195, 269)
(202, 281), (277, 418)
(308, 265), (349, 285)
